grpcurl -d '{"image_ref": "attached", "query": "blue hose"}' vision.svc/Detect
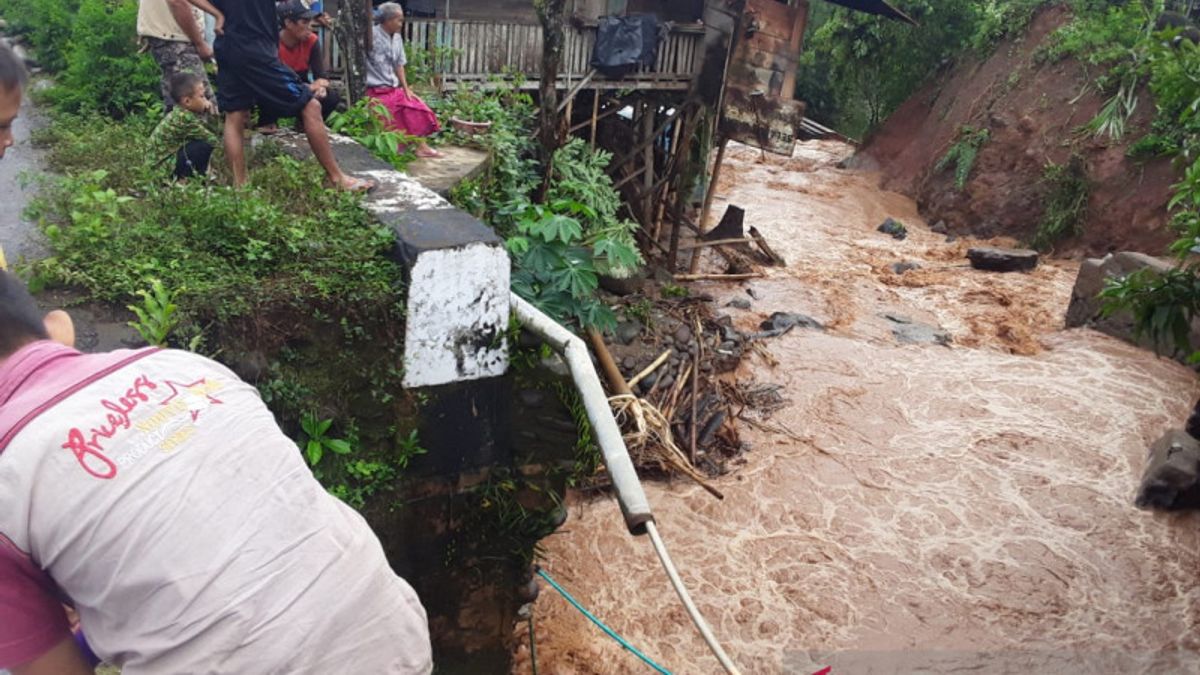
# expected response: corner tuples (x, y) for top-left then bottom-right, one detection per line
(536, 568), (672, 675)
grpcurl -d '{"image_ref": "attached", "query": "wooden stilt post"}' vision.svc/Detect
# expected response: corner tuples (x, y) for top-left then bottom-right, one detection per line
(590, 90), (600, 149)
(642, 100), (656, 227)
(667, 103), (702, 272)
(690, 136), (729, 273)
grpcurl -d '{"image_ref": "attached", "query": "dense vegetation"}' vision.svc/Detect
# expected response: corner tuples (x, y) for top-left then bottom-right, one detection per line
(799, 0), (1050, 138)
(0, 0), (639, 522)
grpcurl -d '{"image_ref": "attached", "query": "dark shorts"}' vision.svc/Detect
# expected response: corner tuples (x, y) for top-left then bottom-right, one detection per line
(214, 40), (313, 117)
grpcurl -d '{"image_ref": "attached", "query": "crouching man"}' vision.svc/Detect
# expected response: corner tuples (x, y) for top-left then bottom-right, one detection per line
(0, 269), (433, 674)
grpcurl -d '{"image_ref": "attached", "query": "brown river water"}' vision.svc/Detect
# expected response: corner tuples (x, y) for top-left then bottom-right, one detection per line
(513, 141), (1200, 674)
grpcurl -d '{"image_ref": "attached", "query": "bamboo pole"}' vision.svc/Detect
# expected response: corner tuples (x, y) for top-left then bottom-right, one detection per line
(691, 136), (730, 273)
(673, 272), (763, 281)
(590, 89), (600, 149)
(677, 237), (756, 251)
(642, 100), (656, 226)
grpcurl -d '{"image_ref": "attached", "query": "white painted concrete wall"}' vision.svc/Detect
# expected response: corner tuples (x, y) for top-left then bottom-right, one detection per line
(402, 242), (510, 388)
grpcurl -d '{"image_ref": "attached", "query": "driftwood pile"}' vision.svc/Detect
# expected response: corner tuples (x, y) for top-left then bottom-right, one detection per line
(588, 295), (790, 499)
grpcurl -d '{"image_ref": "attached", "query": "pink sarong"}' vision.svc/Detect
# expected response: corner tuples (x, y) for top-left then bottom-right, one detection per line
(366, 86), (441, 137)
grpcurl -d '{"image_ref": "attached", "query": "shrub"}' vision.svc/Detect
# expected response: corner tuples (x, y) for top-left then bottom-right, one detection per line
(1030, 156), (1090, 251)
(0, 0), (79, 72)
(24, 115), (403, 329)
(45, 0), (162, 117)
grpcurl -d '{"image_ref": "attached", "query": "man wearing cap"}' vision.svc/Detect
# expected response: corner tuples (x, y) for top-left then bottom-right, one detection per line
(258, 0), (341, 134)
(137, 0), (217, 111)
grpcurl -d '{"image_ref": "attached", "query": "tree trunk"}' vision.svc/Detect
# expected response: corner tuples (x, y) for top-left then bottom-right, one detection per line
(335, 0), (372, 103)
(536, 0), (567, 196)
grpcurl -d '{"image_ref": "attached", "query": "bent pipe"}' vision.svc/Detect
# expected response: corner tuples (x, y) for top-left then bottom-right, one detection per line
(512, 294), (742, 674)
(509, 293), (654, 534)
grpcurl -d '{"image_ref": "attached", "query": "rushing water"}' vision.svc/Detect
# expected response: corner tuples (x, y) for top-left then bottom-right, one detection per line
(514, 141), (1200, 674)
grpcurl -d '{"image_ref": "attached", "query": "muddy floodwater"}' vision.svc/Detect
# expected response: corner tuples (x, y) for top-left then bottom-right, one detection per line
(515, 142), (1200, 674)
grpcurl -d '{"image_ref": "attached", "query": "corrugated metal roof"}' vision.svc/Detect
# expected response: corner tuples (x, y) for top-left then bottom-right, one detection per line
(820, 0), (917, 25)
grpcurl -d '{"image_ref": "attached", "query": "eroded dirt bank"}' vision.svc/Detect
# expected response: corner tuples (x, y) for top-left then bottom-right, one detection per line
(514, 141), (1200, 674)
(860, 5), (1176, 256)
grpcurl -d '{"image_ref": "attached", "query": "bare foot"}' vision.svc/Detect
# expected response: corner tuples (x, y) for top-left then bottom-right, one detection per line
(327, 175), (377, 193)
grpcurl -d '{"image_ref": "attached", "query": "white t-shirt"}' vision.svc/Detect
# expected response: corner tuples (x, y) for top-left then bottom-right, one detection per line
(0, 343), (432, 673)
(136, 0), (205, 42)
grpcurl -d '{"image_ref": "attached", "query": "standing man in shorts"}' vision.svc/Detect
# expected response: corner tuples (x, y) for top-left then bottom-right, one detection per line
(137, 0), (217, 111)
(185, 0), (375, 191)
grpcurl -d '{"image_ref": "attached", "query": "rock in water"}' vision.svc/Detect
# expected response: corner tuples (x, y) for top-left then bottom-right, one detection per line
(877, 218), (908, 240)
(883, 313), (951, 346)
(930, 220), (948, 235)
(967, 246), (1039, 272)
(727, 298), (752, 310)
(891, 261), (921, 274)
(759, 312), (824, 332)
(1136, 429), (1200, 511)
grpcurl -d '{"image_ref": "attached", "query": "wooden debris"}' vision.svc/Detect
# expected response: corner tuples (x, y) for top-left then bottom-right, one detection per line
(678, 237), (757, 251)
(628, 350), (671, 389)
(750, 226), (786, 266)
(674, 273), (764, 281)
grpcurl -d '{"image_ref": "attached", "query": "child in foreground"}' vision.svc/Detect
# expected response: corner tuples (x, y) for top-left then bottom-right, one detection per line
(148, 71), (221, 180)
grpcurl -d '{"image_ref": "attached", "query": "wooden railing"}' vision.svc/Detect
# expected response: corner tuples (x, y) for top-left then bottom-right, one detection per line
(327, 20), (705, 90)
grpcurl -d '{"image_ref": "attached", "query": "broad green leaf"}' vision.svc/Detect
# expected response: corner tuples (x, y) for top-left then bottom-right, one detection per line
(306, 440), (324, 466)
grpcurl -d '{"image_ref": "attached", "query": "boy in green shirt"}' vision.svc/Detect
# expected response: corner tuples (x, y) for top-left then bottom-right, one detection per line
(148, 72), (221, 179)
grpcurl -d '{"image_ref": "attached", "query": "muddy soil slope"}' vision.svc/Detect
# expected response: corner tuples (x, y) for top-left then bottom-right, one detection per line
(861, 5), (1175, 256)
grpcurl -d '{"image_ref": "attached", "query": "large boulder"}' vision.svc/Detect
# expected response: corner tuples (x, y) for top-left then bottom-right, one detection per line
(1135, 428), (1200, 511)
(1064, 251), (1200, 362)
(966, 246), (1039, 272)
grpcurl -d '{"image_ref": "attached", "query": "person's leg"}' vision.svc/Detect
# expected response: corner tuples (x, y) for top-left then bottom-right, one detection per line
(224, 110), (250, 186)
(213, 43), (254, 185)
(319, 88), (341, 121)
(256, 107), (280, 133)
(299, 98), (356, 188)
(183, 139), (214, 177)
(147, 37), (178, 111)
(149, 39), (216, 112)
(173, 146), (194, 179)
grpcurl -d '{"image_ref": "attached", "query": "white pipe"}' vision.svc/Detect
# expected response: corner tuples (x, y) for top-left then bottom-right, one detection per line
(646, 520), (742, 675)
(510, 293), (742, 675)
(509, 293), (653, 533)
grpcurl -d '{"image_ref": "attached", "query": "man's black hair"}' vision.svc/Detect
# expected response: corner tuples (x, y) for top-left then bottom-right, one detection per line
(0, 271), (48, 357)
(168, 71), (204, 105)
(0, 42), (28, 92)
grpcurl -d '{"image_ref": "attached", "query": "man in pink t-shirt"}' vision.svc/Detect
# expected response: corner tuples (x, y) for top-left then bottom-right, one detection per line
(0, 44), (432, 674)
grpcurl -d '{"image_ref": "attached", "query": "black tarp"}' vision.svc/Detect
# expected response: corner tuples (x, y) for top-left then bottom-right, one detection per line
(591, 15), (661, 78)
(820, 0), (917, 25)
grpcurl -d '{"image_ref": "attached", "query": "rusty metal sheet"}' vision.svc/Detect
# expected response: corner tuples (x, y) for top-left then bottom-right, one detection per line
(719, 0), (807, 155)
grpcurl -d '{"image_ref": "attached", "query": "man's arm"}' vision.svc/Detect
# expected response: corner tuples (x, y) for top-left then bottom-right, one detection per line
(184, 0), (224, 34)
(165, 0), (213, 61)
(10, 637), (91, 675)
(394, 65), (410, 95)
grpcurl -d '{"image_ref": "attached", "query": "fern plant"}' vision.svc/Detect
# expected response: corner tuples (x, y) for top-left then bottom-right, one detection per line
(934, 126), (990, 190)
